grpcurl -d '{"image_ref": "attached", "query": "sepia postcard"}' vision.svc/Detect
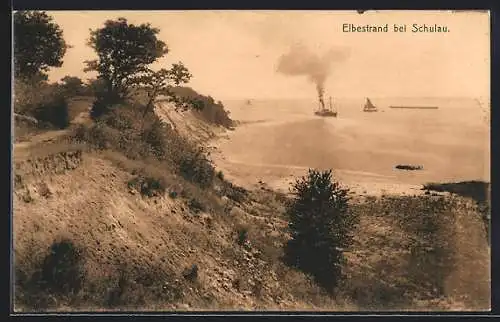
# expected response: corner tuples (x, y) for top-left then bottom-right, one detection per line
(12, 10), (491, 313)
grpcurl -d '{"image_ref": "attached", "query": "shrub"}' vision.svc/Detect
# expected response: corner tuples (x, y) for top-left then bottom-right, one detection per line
(95, 261), (184, 309)
(38, 239), (85, 295)
(72, 122), (120, 150)
(74, 100), (217, 190)
(90, 96), (110, 120)
(90, 92), (123, 120)
(167, 86), (233, 128)
(182, 264), (198, 282)
(128, 175), (166, 197)
(72, 104), (151, 158)
(141, 118), (169, 160)
(14, 79), (38, 113)
(86, 78), (107, 97)
(220, 181), (248, 203)
(102, 104), (137, 131)
(37, 182), (52, 198)
(178, 148), (215, 189)
(31, 93), (70, 129)
(236, 226), (249, 246)
(106, 265), (131, 308)
(187, 197), (206, 214)
(15, 80), (70, 129)
(59, 76), (85, 97)
(284, 169), (358, 293)
(194, 99), (233, 128)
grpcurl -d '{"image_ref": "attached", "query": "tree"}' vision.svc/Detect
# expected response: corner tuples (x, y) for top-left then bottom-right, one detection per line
(284, 169), (358, 293)
(14, 11), (68, 81)
(30, 83), (70, 129)
(85, 17), (196, 121)
(84, 17), (168, 101)
(131, 62), (192, 118)
(86, 78), (107, 96)
(60, 76), (84, 96)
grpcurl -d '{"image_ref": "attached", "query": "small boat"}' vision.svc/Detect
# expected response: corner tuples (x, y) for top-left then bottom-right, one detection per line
(363, 98), (378, 112)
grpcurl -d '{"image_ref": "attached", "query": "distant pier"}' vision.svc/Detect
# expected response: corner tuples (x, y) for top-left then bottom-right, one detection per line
(389, 106), (439, 110)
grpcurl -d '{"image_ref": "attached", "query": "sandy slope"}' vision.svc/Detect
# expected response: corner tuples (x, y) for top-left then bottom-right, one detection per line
(12, 97), (490, 311)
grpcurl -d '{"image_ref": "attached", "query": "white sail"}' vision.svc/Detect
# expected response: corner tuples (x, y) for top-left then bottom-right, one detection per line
(363, 97), (378, 112)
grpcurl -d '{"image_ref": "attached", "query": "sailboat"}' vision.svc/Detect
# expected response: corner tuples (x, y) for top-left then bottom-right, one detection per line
(363, 97), (378, 112)
(315, 96), (338, 117)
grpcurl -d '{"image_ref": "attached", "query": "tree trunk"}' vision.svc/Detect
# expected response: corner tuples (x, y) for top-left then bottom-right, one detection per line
(143, 86), (159, 118)
(141, 88), (179, 134)
(143, 96), (155, 118)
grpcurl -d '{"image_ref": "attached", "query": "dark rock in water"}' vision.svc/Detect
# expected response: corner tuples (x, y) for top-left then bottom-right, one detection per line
(395, 164), (423, 171)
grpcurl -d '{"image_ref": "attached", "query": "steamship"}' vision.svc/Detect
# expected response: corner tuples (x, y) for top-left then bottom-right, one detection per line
(315, 96), (337, 117)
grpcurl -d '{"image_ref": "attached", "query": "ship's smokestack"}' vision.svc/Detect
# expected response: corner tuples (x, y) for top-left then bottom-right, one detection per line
(317, 84), (325, 110)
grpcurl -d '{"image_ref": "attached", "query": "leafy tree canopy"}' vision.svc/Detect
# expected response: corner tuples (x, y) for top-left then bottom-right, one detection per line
(84, 17), (169, 100)
(14, 11), (68, 81)
(59, 76), (85, 96)
(60, 76), (83, 86)
(130, 62), (193, 115)
(85, 17), (195, 119)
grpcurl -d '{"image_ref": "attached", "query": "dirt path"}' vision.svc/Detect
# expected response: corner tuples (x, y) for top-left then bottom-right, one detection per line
(14, 103), (92, 157)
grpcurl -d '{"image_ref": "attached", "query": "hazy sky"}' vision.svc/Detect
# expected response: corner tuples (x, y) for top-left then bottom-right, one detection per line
(44, 10), (490, 100)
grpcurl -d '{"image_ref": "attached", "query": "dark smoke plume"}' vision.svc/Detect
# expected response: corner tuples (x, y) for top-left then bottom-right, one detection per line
(276, 43), (349, 108)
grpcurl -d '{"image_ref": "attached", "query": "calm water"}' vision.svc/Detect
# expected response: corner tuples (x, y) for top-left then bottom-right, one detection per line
(219, 97), (490, 184)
